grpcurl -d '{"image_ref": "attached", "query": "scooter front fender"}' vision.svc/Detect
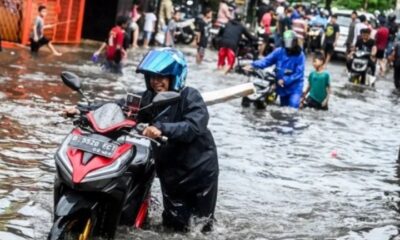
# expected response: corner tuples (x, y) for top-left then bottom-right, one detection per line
(55, 192), (97, 217)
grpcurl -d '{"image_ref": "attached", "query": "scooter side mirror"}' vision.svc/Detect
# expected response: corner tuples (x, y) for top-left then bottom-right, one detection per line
(152, 91), (181, 107)
(61, 71), (81, 92)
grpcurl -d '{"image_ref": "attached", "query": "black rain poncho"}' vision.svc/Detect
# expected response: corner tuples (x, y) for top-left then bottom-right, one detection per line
(138, 86), (219, 231)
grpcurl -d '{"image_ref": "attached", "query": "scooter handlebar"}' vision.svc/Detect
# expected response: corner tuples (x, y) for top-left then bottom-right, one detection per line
(136, 123), (168, 144)
(136, 123), (149, 132)
(76, 103), (91, 114)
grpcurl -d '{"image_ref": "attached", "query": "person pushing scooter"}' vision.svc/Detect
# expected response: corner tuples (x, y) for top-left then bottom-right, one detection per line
(243, 30), (305, 109)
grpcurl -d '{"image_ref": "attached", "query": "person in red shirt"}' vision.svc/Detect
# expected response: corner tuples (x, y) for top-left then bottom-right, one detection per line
(259, 7), (273, 57)
(105, 16), (129, 74)
(375, 20), (389, 77)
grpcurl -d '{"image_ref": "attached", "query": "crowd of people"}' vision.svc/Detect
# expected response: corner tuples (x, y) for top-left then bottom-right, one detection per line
(90, 3), (215, 73)
(218, 0), (400, 110)
(5, 1), (399, 110)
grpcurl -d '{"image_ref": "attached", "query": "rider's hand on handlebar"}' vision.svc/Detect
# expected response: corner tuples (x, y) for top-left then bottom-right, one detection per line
(61, 106), (80, 117)
(277, 79), (284, 87)
(143, 126), (162, 139)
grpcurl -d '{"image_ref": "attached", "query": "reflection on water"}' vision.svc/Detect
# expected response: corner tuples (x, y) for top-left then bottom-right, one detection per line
(0, 46), (400, 239)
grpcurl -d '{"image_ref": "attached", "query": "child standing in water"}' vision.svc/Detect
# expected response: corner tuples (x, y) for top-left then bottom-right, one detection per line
(30, 5), (62, 56)
(195, 7), (213, 64)
(301, 52), (331, 110)
(164, 9), (181, 47)
(103, 16), (129, 74)
(143, 6), (157, 49)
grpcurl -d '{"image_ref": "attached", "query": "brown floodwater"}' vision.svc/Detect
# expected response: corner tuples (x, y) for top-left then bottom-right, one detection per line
(0, 45), (400, 240)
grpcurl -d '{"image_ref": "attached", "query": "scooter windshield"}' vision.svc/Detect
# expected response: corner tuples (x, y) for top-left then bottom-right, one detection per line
(92, 103), (126, 130)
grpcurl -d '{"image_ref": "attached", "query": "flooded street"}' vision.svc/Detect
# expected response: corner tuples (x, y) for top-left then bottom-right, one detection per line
(0, 45), (400, 240)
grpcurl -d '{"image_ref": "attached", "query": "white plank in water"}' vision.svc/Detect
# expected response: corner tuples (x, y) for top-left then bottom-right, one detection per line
(201, 83), (255, 106)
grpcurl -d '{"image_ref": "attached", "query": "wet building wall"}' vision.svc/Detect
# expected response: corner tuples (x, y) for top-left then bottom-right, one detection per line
(0, 0), (23, 42)
(0, 0), (85, 44)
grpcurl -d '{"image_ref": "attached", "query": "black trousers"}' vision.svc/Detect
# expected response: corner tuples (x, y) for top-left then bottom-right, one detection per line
(161, 178), (218, 232)
(30, 37), (50, 52)
(303, 96), (328, 110)
(395, 61), (400, 89)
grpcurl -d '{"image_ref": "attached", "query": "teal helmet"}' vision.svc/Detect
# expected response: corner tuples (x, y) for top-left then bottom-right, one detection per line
(136, 48), (188, 91)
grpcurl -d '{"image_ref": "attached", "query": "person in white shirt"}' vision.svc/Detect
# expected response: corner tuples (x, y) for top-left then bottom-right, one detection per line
(216, 0), (233, 26)
(276, 0), (286, 17)
(353, 15), (368, 46)
(143, 6), (157, 49)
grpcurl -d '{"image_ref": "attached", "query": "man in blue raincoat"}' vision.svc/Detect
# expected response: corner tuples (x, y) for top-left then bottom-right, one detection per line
(244, 30), (305, 109)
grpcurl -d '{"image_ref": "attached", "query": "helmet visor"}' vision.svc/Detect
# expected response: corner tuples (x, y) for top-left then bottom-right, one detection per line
(136, 48), (187, 91)
(137, 50), (176, 75)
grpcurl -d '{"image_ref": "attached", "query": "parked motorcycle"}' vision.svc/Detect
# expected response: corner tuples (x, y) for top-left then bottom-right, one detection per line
(209, 23), (223, 50)
(179, 0), (196, 19)
(173, 1), (197, 45)
(348, 50), (376, 86)
(236, 38), (260, 61)
(174, 18), (196, 45)
(48, 72), (180, 240)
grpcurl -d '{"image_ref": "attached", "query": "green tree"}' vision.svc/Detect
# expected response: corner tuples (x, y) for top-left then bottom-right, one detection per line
(333, 0), (395, 11)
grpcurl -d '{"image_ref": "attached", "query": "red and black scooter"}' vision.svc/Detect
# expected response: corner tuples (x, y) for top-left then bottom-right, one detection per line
(48, 72), (180, 240)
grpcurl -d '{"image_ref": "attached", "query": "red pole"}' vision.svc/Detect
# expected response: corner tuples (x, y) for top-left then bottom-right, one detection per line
(76, 0), (85, 42)
(21, 0), (33, 44)
(52, 0), (60, 41)
(65, 0), (73, 42)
